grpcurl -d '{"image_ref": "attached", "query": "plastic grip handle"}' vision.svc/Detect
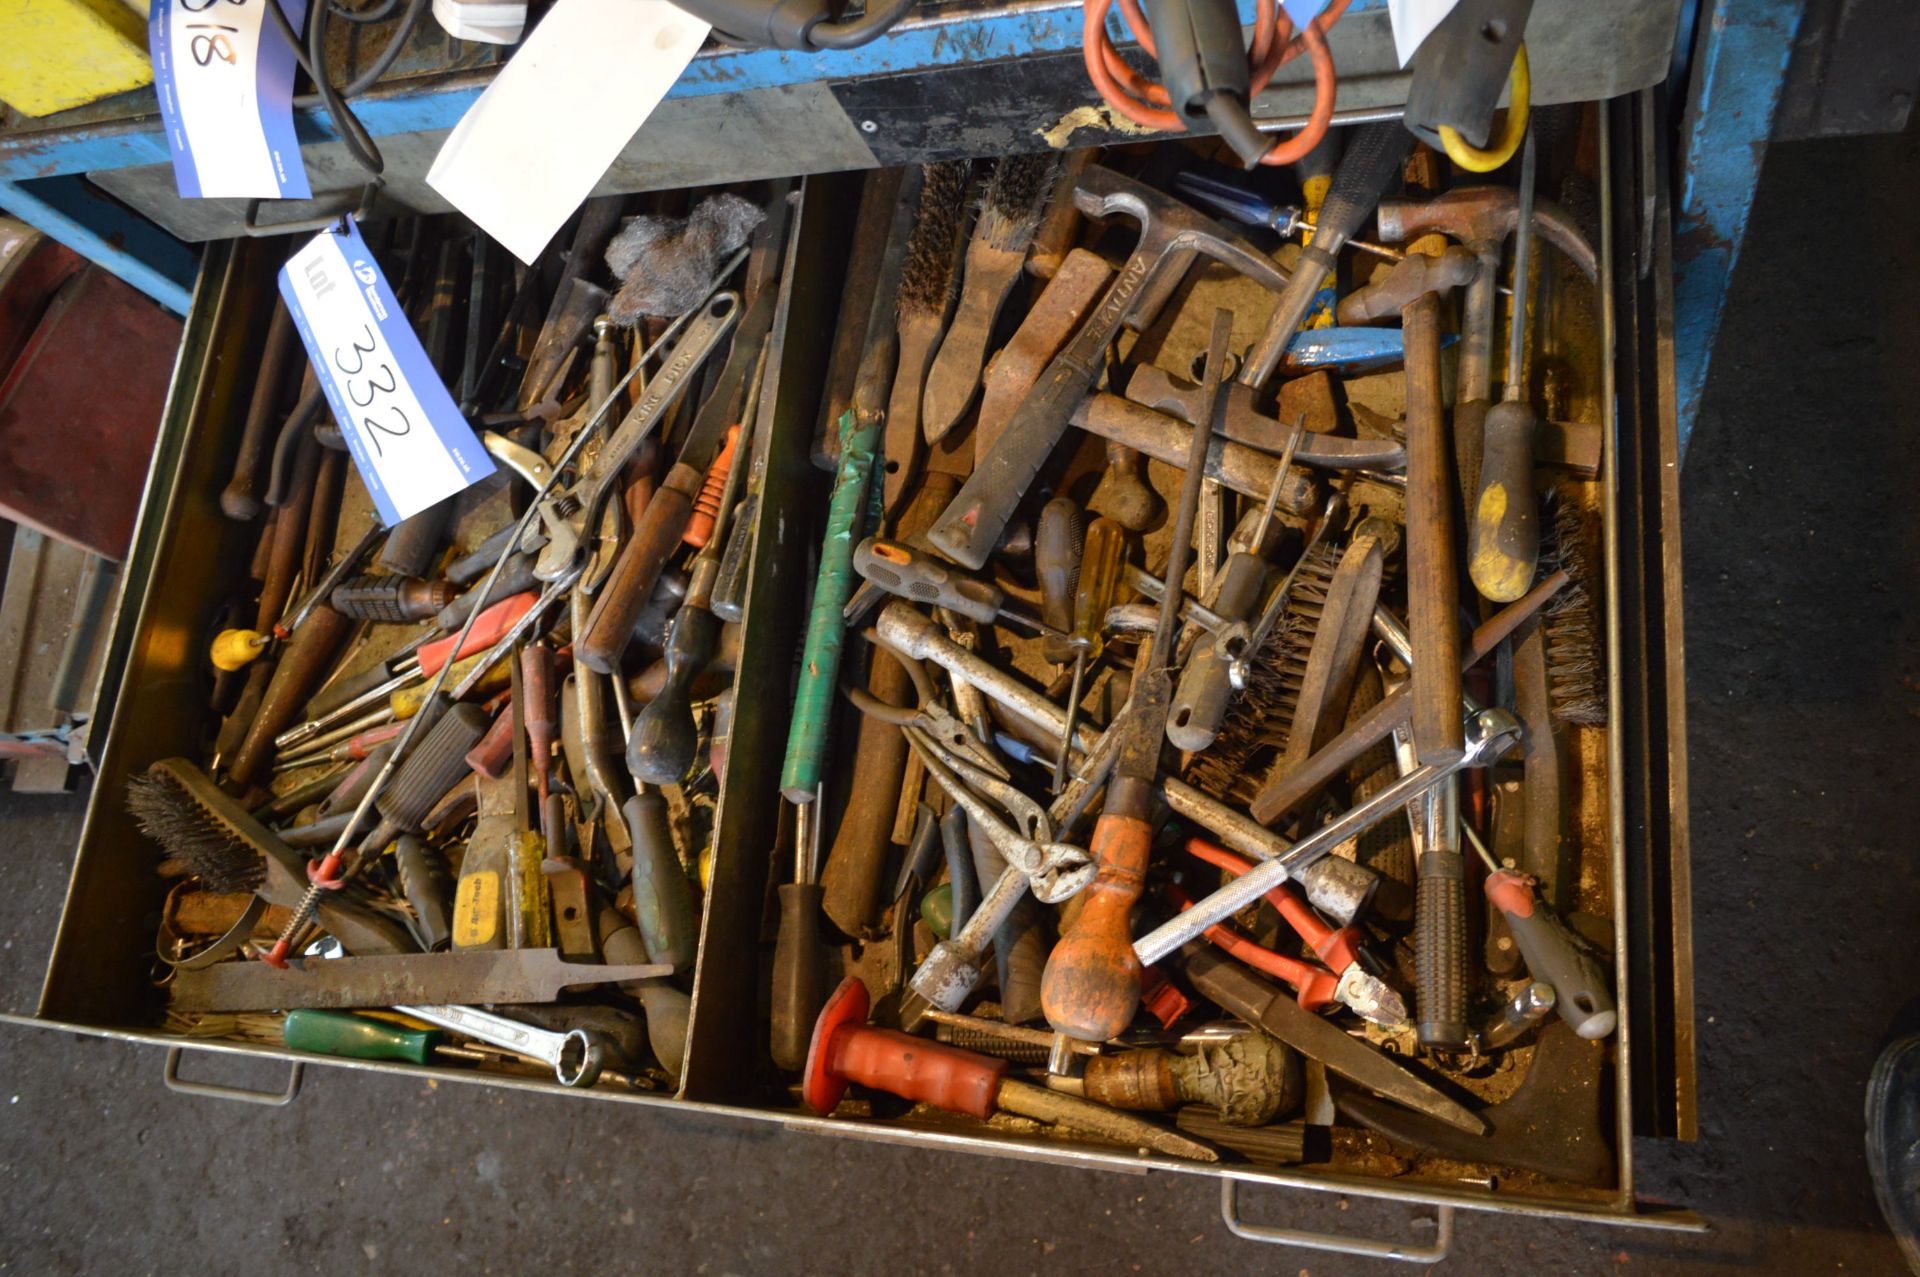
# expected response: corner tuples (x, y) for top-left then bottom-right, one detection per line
(283, 1009), (437, 1065)
(1040, 809), (1151, 1042)
(1486, 871), (1617, 1039)
(624, 791), (697, 970)
(464, 705), (516, 780)
(578, 464), (700, 675)
(417, 593), (537, 675)
(825, 1024), (1008, 1119)
(377, 702), (490, 833)
(684, 425), (740, 549)
(436, 554), (541, 632)
(1415, 855), (1470, 1049)
(1468, 399), (1541, 603)
(853, 538), (1002, 625)
(626, 604), (720, 785)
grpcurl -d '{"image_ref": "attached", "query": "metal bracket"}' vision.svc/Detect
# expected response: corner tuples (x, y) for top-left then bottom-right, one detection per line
(162, 1047), (304, 1106)
(242, 180), (383, 237)
(1219, 1180), (1455, 1263)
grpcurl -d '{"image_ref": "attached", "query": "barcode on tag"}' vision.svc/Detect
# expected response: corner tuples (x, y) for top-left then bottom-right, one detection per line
(150, 0), (312, 199)
(278, 219), (495, 526)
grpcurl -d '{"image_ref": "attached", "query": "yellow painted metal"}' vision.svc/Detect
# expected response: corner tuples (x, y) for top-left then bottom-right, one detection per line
(0, 0), (152, 118)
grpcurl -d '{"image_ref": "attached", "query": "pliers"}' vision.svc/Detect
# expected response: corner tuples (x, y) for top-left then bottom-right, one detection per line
(1173, 836), (1408, 1027)
(849, 638), (1009, 782)
(902, 725), (1091, 904)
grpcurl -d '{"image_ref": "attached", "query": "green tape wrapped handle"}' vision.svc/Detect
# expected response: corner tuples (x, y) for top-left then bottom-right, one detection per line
(781, 407), (883, 801)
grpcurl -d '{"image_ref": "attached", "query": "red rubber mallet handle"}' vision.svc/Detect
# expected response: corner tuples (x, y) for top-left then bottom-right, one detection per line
(803, 977), (1008, 1119)
(417, 593), (537, 676)
(1166, 884), (1342, 1012)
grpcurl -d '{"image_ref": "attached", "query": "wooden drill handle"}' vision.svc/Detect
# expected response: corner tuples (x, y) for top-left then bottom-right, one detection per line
(577, 463), (700, 675)
(255, 430), (320, 632)
(1469, 399), (1542, 603)
(227, 606), (352, 787)
(221, 301), (300, 521)
(1040, 792), (1152, 1042)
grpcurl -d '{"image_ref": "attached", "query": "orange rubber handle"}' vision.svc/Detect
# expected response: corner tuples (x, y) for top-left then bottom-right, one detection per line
(1167, 882), (1340, 1011)
(824, 1023), (1007, 1120)
(1040, 807), (1151, 1042)
(683, 425), (739, 550)
(463, 704), (516, 780)
(1182, 836), (1358, 971)
(418, 593), (537, 676)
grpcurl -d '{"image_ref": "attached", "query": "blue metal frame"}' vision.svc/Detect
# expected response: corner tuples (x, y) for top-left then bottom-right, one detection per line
(0, 175), (198, 314)
(0, 0), (1386, 184)
(1670, 0), (1808, 456)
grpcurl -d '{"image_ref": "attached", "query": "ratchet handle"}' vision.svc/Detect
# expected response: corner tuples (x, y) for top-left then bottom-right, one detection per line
(1486, 870), (1616, 1039)
(1469, 398), (1542, 603)
(578, 463), (699, 675)
(1415, 853), (1471, 1050)
(1040, 806), (1150, 1042)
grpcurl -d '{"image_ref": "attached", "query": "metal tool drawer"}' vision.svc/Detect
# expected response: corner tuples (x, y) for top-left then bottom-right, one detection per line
(17, 95), (1696, 1261)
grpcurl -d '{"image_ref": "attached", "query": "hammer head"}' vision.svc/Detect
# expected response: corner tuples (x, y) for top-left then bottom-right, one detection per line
(1377, 186), (1599, 281)
(1071, 165), (1288, 295)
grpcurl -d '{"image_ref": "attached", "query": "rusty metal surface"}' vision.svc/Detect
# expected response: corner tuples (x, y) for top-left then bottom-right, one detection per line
(168, 949), (672, 1013)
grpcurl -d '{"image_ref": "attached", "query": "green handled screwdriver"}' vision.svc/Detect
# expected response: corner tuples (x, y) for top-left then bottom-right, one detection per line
(283, 1009), (446, 1065)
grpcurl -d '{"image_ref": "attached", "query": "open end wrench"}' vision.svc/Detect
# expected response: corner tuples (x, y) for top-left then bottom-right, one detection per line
(396, 1004), (609, 1087)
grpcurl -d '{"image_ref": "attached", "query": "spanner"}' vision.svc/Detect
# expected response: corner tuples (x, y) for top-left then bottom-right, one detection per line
(1133, 708), (1523, 967)
(527, 292), (740, 586)
(396, 1004), (612, 1087)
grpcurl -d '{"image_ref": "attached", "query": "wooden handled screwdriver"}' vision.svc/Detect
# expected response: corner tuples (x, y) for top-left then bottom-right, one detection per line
(1039, 309), (1231, 1044)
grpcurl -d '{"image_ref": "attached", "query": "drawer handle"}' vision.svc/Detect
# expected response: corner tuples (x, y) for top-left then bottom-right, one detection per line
(163, 1047), (304, 1107)
(1219, 1180), (1454, 1263)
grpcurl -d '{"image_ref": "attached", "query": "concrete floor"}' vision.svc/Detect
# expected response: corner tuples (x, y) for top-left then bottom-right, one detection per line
(4, 125), (1919, 1274)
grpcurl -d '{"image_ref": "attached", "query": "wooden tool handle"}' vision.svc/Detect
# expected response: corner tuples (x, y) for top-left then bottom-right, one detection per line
(1040, 786), (1152, 1042)
(227, 606), (352, 787)
(1401, 291), (1464, 764)
(221, 301), (300, 521)
(577, 463), (700, 675)
(1469, 399), (1542, 603)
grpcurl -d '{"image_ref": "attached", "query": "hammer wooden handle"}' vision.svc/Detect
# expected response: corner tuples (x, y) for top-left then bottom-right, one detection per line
(1401, 289), (1464, 765)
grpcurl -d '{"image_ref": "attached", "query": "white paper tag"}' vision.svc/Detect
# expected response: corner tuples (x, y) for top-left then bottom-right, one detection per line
(1388, 0), (1462, 67)
(425, 0), (711, 266)
(278, 219), (495, 526)
(149, 0), (312, 199)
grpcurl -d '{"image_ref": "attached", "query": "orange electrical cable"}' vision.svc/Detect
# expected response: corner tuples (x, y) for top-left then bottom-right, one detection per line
(1082, 0), (1350, 166)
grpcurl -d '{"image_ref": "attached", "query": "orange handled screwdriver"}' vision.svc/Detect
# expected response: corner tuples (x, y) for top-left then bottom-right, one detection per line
(1039, 310), (1232, 1044)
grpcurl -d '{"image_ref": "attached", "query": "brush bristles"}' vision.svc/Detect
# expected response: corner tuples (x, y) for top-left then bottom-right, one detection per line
(1184, 543), (1341, 802)
(899, 161), (971, 313)
(126, 773), (265, 894)
(1541, 491), (1606, 726)
(979, 154), (1059, 251)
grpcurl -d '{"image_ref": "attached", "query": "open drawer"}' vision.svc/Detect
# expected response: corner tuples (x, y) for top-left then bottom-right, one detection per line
(20, 97), (1697, 1262)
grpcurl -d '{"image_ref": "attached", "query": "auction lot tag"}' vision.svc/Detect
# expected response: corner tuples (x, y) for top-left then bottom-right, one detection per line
(279, 219), (495, 525)
(150, 0), (312, 199)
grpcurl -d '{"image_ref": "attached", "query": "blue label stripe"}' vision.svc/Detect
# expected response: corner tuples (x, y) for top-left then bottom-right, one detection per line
(148, 0), (204, 200)
(256, 0), (312, 200)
